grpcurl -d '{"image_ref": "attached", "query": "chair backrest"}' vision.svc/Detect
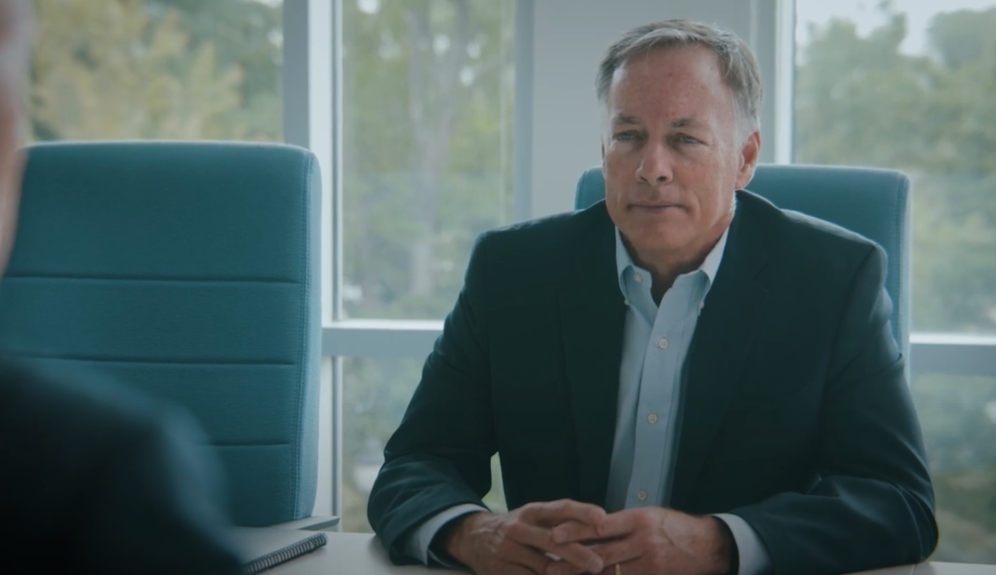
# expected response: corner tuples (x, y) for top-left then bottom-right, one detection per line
(574, 164), (911, 360)
(0, 141), (322, 527)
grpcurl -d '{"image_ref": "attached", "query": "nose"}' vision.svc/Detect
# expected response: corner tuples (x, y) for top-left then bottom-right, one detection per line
(635, 140), (673, 185)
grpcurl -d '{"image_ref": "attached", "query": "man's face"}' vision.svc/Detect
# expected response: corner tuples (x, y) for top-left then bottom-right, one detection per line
(601, 44), (759, 260)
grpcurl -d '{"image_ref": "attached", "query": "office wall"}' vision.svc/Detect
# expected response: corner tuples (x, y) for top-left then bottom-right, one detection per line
(520, 0), (782, 218)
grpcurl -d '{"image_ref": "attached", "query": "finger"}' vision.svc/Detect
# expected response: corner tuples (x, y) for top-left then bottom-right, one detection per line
(522, 499), (606, 527)
(499, 539), (559, 575)
(507, 523), (604, 573)
(544, 558), (600, 575)
(553, 511), (633, 544)
(545, 560), (587, 575)
(546, 553), (636, 575)
(596, 558), (639, 575)
(550, 520), (601, 544)
(590, 537), (642, 570)
(492, 559), (544, 575)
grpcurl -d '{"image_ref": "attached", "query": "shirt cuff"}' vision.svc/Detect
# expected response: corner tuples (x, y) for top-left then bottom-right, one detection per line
(713, 513), (772, 575)
(406, 503), (490, 566)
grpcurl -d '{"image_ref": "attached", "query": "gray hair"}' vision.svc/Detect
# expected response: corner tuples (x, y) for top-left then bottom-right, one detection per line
(595, 19), (763, 137)
(0, 0), (30, 90)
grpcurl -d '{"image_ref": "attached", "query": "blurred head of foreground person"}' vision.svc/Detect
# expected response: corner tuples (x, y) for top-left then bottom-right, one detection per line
(0, 1), (242, 573)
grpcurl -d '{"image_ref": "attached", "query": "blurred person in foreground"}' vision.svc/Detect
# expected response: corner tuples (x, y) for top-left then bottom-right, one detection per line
(0, 1), (241, 573)
(368, 18), (937, 575)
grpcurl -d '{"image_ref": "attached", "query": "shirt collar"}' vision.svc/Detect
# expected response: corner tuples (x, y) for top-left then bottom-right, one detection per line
(614, 198), (735, 295)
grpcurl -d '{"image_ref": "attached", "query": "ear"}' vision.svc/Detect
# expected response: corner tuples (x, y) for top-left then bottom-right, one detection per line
(600, 140), (608, 176)
(734, 130), (760, 190)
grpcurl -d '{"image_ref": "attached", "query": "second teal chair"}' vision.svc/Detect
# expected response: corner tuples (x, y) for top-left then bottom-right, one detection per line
(0, 141), (322, 527)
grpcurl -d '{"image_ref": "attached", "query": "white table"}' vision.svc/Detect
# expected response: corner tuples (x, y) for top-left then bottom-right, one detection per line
(267, 532), (996, 575)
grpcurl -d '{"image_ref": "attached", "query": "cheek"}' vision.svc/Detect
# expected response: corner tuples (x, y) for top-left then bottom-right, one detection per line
(603, 182), (625, 218)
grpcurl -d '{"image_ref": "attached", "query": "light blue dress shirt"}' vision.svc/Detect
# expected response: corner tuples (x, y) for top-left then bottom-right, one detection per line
(408, 205), (771, 575)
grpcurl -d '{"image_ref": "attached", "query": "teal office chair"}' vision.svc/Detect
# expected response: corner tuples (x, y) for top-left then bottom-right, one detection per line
(0, 141), (322, 527)
(575, 164), (911, 361)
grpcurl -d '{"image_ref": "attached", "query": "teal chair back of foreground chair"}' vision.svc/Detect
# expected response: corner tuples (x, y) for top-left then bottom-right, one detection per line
(0, 141), (322, 527)
(574, 164), (912, 363)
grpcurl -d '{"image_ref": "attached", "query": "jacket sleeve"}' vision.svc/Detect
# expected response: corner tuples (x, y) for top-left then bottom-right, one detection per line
(731, 245), (938, 575)
(367, 233), (499, 564)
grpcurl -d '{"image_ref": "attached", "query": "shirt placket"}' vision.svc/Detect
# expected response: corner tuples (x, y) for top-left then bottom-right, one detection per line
(626, 273), (704, 508)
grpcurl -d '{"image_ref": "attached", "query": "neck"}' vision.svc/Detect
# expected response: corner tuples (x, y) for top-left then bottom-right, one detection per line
(624, 215), (731, 303)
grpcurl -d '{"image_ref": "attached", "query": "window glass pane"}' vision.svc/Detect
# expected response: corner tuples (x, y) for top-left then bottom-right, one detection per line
(342, 357), (506, 533)
(912, 373), (996, 562)
(342, 0), (514, 320)
(30, 0), (282, 142)
(794, 0), (996, 335)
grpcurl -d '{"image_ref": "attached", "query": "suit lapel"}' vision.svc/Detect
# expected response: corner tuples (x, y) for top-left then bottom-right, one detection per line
(558, 204), (627, 506)
(669, 191), (772, 509)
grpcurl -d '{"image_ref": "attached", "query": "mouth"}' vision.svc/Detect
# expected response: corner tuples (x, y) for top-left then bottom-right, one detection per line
(630, 203), (683, 213)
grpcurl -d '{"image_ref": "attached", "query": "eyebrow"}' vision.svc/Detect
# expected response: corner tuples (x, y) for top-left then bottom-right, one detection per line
(610, 114), (700, 128)
(611, 113), (642, 126)
(670, 117), (698, 128)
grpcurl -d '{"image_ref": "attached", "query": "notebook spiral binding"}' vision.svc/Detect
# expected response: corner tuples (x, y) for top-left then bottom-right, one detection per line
(243, 532), (328, 574)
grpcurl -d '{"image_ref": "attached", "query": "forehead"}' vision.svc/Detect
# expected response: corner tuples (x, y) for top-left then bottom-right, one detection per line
(607, 44), (734, 121)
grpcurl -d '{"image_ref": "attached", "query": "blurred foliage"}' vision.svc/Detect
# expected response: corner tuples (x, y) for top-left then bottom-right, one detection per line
(341, 0), (513, 319)
(911, 374), (996, 562)
(30, 0), (281, 141)
(796, 3), (996, 562)
(795, 5), (996, 333)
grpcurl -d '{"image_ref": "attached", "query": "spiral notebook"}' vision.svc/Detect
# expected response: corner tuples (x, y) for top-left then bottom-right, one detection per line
(231, 527), (328, 574)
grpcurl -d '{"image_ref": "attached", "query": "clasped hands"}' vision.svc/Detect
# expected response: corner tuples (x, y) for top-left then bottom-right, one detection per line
(442, 499), (732, 575)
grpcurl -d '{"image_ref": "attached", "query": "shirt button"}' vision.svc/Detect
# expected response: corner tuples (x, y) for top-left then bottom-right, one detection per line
(636, 490), (648, 501)
(633, 273), (643, 283)
(658, 337), (668, 349)
(623, 299), (630, 306)
(647, 413), (658, 424)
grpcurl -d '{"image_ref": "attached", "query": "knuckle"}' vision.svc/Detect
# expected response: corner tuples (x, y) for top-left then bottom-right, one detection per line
(544, 528), (560, 548)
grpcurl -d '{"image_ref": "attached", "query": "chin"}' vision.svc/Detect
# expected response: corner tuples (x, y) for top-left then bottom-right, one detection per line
(628, 229), (690, 254)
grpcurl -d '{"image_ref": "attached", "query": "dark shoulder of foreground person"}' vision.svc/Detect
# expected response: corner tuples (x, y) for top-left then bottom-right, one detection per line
(0, 359), (243, 575)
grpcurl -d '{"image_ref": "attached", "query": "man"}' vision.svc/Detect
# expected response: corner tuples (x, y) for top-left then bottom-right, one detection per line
(368, 19), (937, 575)
(0, 1), (242, 572)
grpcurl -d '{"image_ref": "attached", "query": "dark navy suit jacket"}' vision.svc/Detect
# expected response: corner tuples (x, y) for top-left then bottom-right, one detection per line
(368, 190), (937, 575)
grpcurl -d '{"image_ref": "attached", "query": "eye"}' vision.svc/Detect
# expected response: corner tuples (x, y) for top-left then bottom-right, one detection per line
(675, 134), (700, 145)
(614, 130), (641, 142)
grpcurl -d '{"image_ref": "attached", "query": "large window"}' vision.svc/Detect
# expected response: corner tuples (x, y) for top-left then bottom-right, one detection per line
(794, 0), (996, 561)
(342, 0), (514, 321)
(29, 0), (282, 142)
(338, 0), (514, 531)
